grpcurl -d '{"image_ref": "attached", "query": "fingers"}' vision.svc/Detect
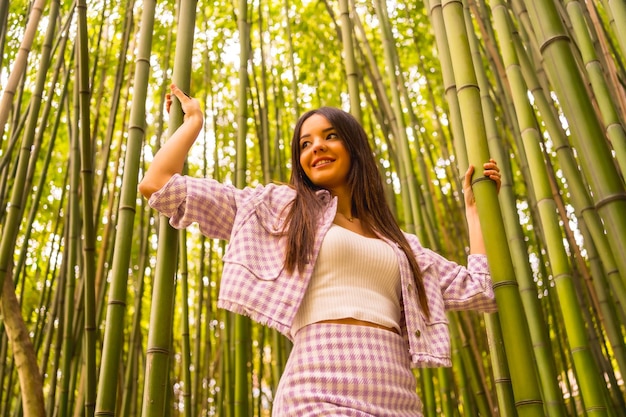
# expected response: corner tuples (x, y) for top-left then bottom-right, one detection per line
(168, 84), (188, 113)
(165, 93), (172, 113)
(464, 159), (502, 195)
(463, 164), (475, 190)
(482, 159), (501, 192)
(166, 84), (202, 119)
(170, 84), (190, 101)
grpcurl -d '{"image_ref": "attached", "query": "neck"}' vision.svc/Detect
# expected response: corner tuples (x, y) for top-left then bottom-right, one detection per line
(335, 195), (354, 221)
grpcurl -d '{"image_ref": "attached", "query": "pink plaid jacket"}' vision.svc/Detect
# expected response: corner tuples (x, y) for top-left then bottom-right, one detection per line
(149, 174), (497, 367)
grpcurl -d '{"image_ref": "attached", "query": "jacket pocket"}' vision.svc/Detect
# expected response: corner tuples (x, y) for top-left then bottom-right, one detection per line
(222, 199), (288, 280)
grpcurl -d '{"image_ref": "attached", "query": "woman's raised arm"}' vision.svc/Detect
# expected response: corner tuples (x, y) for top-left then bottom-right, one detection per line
(463, 159), (501, 255)
(138, 84), (203, 198)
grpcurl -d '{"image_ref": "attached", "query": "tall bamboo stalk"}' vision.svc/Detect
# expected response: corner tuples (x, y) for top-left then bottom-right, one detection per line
(338, 0), (361, 121)
(96, 0), (157, 413)
(476, 3), (565, 415)
(0, 0), (45, 145)
(141, 0), (197, 414)
(605, 0), (626, 60)
(76, 0), (99, 414)
(440, 1), (544, 415)
(179, 229), (193, 417)
(1, 1), (626, 415)
(0, 0), (46, 296)
(493, 1), (611, 413)
(374, 0), (423, 239)
(563, 0), (626, 176)
(521, 0), (626, 289)
(233, 1), (252, 416)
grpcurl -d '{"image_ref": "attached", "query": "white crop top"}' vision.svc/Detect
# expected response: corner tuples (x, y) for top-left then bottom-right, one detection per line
(291, 224), (402, 336)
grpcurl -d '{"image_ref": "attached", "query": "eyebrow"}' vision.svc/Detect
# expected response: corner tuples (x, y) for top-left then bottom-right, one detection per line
(299, 126), (335, 141)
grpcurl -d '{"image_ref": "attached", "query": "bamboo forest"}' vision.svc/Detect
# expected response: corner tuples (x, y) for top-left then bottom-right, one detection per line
(1, 0), (626, 415)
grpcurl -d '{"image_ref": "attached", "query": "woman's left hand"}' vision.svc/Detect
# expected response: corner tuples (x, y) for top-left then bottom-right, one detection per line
(463, 159), (501, 207)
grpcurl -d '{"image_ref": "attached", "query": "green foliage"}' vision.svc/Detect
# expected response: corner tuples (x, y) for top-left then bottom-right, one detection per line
(1, 0), (625, 416)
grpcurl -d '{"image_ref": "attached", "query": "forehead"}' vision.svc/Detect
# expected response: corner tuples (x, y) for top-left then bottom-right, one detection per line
(300, 114), (333, 135)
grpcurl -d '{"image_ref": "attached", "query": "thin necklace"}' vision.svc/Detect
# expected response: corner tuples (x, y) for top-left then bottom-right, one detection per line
(339, 212), (354, 222)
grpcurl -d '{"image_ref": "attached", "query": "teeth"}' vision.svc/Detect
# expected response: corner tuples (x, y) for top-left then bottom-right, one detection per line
(314, 160), (332, 167)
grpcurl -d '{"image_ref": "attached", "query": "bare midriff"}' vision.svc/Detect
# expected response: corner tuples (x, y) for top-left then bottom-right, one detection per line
(314, 318), (399, 334)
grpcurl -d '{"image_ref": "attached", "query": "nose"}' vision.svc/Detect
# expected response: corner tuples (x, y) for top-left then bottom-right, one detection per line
(311, 138), (327, 153)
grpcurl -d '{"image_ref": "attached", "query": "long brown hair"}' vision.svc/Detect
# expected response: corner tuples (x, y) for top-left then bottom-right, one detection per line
(284, 107), (430, 317)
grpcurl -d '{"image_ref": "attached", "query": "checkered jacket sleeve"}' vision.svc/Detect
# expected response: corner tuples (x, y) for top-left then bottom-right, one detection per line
(147, 174), (255, 241)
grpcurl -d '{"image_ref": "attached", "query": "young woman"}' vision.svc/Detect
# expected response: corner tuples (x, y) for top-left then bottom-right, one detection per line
(139, 84), (500, 416)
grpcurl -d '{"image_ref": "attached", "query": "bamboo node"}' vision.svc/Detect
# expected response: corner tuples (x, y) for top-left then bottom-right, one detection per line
(595, 192), (626, 210)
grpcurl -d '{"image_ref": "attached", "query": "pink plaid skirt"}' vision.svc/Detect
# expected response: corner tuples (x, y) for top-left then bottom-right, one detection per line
(272, 323), (423, 416)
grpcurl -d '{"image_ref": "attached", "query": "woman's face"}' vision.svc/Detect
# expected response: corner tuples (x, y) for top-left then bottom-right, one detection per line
(298, 114), (351, 195)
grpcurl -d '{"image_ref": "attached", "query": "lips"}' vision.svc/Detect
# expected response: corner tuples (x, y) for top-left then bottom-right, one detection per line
(312, 158), (334, 167)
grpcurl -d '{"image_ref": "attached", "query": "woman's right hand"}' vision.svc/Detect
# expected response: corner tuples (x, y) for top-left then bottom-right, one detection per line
(167, 84), (203, 122)
(138, 84), (204, 199)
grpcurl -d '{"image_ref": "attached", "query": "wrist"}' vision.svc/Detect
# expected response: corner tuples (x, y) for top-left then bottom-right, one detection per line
(465, 206), (480, 220)
(184, 111), (204, 125)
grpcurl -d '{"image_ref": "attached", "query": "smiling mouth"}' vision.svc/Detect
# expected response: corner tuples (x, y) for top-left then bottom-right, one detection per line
(313, 159), (334, 167)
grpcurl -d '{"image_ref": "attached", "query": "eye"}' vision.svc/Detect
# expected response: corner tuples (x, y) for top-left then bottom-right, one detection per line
(326, 133), (338, 140)
(300, 140), (311, 149)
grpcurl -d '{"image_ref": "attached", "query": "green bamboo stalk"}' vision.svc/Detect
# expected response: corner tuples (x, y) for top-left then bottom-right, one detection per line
(338, 0), (361, 121)
(543, 279), (580, 416)
(578, 217), (626, 386)
(120, 221), (149, 417)
(1, 349), (15, 417)
(56, 80), (79, 417)
(439, 1), (544, 416)
(222, 313), (232, 417)
(585, 2), (626, 115)
(94, 146), (122, 325)
(191, 235), (206, 417)
(141, 217), (179, 417)
(512, 32), (626, 312)
(393, 53), (441, 251)
(373, 0), (423, 239)
(484, 314), (517, 417)
(253, 1), (271, 184)
(468, 314), (499, 412)
(141, 0), (197, 414)
(0, 0), (46, 294)
(234, 1), (252, 416)
(179, 229), (192, 417)
(492, 2), (610, 413)
(0, 0), (44, 144)
(196, 52), (214, 414)
(451, 336), (477, 416)
(521, 0), (626, 290)
(476, 3), (566, 416)
(437, 366), (457, 416)
(282, 0), (300, 118)
(95, 0), (157, 413)
(450, 314), (493, 416)
(76, 1), (98, 414)
(419, 368), (437, 416)
(92, 0), (134, 229)
(548, 155), (626, 385)
(254, 326), (265, 417)
(0, 0), (8, 74)
(563, 0), (626, 176)
(424, 0), (469, 174)
(604, 0), (626, 61)
(204, 248), (219, 415)
(12, 13), (68, 298)
(352, 4), (397, 132)
(46, 274), (65, 416)
(0, 0), (59, 413)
